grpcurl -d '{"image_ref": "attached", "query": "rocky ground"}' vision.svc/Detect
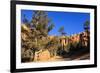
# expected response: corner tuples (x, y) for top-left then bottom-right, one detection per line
(33, 49), (90, 62)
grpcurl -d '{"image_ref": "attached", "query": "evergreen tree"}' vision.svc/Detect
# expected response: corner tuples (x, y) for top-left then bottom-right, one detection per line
(84, 20), (90, 32)
(30, 11), (54, 37)
(58, 26), (66, 35)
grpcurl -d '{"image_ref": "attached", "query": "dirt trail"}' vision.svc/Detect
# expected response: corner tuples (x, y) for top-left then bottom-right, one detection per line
(34, 50), (64, 62)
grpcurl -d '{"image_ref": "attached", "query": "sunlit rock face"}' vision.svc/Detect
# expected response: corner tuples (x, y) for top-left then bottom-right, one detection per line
(59, 31), (90, 51)
(34, 49), (51, 62)
(70, 34), (80, 43)
(21, 24), (31, 32)
(80, 31), (90, 47)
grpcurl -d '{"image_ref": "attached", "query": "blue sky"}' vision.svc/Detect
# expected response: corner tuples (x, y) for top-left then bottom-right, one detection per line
(21, 10), (90, 36)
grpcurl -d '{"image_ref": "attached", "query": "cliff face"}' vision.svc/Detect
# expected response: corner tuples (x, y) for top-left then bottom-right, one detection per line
(59, 31), (90, 48)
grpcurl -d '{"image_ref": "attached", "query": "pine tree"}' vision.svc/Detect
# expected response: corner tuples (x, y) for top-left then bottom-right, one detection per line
(58, 26), (66, 35)
(30, 11), (54, 37)
(84, 20), (90, 32)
